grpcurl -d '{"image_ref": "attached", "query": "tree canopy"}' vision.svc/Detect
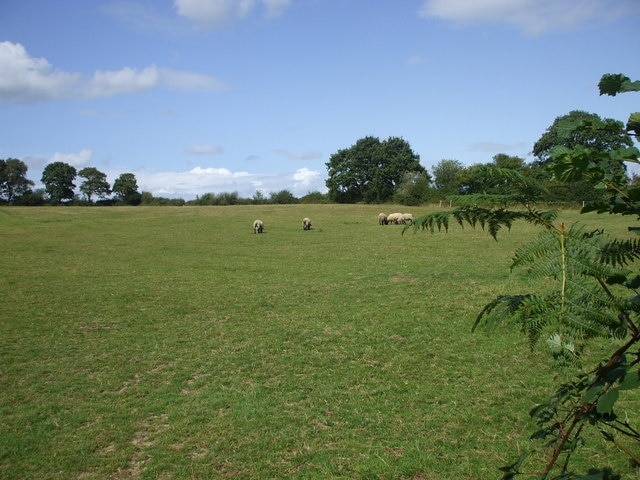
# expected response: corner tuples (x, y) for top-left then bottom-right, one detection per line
(41, 161), (76, 204)
(112, 173), (141, 205)
(0, 158), (34, 203)
(325, 136), (424, 203)
(78, 167), (111, 202)
(532, 110), (633, 165)
(431, 159), (464, 197)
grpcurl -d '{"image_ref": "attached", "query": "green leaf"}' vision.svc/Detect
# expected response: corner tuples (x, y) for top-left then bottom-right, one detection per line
(596, 389), (619, 415)
(627, 112), (640, 137)
(598, 73), (640, 96)
(619, 370), (640, 390)
(580, 467), (622, 479)
(499, 454), (528, 479)
(582, 384), (604, 404)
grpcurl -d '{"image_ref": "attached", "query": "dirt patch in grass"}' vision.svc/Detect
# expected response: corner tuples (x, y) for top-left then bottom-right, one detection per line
(389, 272), (419, 283)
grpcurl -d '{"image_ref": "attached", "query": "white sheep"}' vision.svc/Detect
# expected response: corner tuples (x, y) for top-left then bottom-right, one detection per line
(302, 217), (312, 230)
(400, 213), (413, 224)
(378, 213), (388, 225)
(386, 212), (402, 224)
(253, 219), (264, 233)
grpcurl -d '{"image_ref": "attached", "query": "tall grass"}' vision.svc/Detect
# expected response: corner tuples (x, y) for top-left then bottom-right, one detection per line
(0, 205), (636, 479)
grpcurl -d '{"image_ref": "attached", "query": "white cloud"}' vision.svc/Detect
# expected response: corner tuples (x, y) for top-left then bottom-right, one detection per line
(418, 0), (638, 34)
(135, 166), (250, 197)
(86, 66), (159, 98)
(0, 41), (226, 103)
(131, 165), (325, 199)
(50, 149), (93, 168)
(292, 167), (322, 191)
(173, 0), (291, 27)
(185, 144), (225, 155)
(0, 41), (80, 102)
(86, 66), (226, 98)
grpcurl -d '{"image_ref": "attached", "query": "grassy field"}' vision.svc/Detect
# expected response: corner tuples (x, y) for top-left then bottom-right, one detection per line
(0, 205), (638, 479)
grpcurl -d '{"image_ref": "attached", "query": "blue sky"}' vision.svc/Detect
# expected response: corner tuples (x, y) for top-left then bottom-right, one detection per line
(1, 0), (638, 200)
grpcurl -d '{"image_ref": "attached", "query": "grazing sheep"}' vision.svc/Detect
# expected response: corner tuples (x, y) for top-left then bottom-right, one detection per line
(302, 217), (312, 230)
(400, 213), (413, 224)
(253, 219), (264, 233)
(386, 212), (403, 224)
(378, 213), (388, 225)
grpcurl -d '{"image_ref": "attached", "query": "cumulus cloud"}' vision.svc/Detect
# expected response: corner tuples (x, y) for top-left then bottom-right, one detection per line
(0, 41), (226, 103)
(418, 0), (638, 34)
(173, 0), (291, 27)
(0, 41), (81, 102)
(50, 149), (93, 168)
(131, 165), (325, 199)
(85, 66), (226, 98)
(85, 66), (159, 98)
(292, 167), (321, 190)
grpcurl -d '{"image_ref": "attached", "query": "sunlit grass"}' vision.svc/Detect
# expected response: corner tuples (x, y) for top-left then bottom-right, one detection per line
(0, 205), (637, 479)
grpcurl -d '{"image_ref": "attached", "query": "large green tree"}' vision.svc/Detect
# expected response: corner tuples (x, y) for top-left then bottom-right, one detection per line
(325, 136), (424, 203)
(431, 159), (464, 197)
(0, 158), (34, 203)
(112, 173), (141, 205)
(78, 167), (111, 202)
(533, 110), (633, 165)
(393, 170), (433, 205)
(41, 161), (76, 204)
(533, 110), (632, 203)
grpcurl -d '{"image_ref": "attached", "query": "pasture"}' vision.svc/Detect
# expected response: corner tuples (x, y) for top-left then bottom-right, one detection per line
(0, 205), (637, 479)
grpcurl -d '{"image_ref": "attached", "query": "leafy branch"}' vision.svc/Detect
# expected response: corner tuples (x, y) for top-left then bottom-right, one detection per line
(410, 74), (640, 478)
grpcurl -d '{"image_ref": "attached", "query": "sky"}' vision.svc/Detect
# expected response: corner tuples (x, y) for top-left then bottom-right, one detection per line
(1, 0), (639, 200)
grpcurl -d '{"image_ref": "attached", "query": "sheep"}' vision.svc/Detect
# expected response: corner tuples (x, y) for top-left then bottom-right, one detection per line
(378, 212), (388, 225)
(302, 217), (312, 230)
(253, 219), (264, 233)
(400, 213), (413, 225)
(386, 212), (403, 224)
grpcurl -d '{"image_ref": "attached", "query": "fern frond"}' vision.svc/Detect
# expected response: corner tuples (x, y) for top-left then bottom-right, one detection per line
(505, 223), (631, 347)
(511, 225), (630, 283)
(407, 212), (450, 234)
(523, 209), (559, 229)
(599, 238), (640, 267)
(409, 206), (557, 241)
(473, 294), (556, 348)
(511, 229), (562, 275)
(451, 207), (530, 240)
(473, 294), (533, 331)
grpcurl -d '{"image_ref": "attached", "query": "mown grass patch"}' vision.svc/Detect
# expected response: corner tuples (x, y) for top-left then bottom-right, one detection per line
(0, 205), (637, 479)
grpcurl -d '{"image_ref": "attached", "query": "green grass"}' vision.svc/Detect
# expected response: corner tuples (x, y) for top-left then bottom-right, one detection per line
(0, 205), (638, 479)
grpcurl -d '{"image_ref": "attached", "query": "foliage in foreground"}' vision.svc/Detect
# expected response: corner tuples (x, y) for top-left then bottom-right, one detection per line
(410, 73), (640, 479)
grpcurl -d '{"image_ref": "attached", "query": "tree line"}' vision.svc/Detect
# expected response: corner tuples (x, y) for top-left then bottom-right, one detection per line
(325, 110), (634, 205)
(0, 110), (634, 206)
(0, 160), (144, 206)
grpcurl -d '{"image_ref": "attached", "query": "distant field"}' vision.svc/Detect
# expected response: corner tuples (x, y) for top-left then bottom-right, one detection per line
(0, 205), (637, 479)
